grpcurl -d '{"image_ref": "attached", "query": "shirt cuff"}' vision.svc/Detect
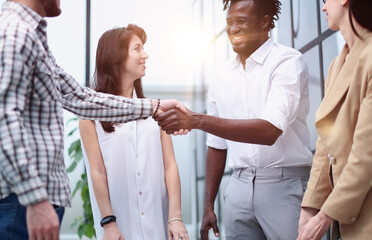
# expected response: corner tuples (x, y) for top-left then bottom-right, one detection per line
(260, 107), (288, 133)
(132, 98), (152, 119)
(12, 177), (48, 206)
(206, 133), (227, 150)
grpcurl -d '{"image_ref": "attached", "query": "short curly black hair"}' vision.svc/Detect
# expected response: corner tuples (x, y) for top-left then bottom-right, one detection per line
(223, 0), (282, 30)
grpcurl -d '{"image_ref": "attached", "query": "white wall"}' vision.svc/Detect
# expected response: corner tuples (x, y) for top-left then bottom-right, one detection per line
(90, 0), (199, 88)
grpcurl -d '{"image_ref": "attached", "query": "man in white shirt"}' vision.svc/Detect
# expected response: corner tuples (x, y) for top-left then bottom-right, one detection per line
(156, 0), (312, 239)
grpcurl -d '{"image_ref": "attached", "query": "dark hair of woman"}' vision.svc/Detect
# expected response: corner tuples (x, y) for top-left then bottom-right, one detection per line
(93, 24), (147, 133)
(222, 0), (282, 31)
(348, 0), (372, 38)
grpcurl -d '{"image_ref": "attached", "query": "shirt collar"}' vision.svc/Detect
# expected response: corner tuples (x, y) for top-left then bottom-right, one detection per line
(231, 38), (273, 68)
(2, 1), (46, 31)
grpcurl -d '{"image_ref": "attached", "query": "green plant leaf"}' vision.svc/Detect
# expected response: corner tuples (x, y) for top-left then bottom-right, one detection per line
(67, 127), (78, 136)
(66, 161), (77, 173)
(67, 117), (96, 239)
(72, 150), (83, 162)
(66, 117), (78, 126)
(77, 223), (86, 238)
(68, 139), (81, 155)
(85, 224), (95, 238)
(71, 179), (83, 198)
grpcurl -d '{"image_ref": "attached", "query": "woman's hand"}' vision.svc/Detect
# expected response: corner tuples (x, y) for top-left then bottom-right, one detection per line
(298, 207), (318, 234)
(103, 222), (125, 240)
(297, 211), (333, 240)
(168, 220), (189, 240)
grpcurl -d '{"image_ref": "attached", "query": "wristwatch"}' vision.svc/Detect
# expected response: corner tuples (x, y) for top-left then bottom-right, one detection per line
(100, 215), (116, 227)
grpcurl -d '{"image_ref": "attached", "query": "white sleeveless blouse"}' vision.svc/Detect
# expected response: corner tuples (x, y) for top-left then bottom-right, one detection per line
(82, 97), (168, 240)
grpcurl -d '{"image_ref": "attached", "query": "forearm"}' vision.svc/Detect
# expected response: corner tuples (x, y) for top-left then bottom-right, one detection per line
(91, 168), (122, 237)
(160, 131), (182, 218)
(58, 66), (154, 121)
(164, 162), (182, 219)
(91, 169), (114, 217)
(62, 87), (152, 122)
(192, 113), (282, 145)
(204, 148), (227, 209)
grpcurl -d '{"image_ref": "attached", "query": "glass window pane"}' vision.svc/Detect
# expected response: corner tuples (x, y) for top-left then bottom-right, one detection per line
(92, 0), (194, 87)
(197, 180), (205, 222)
(215, 0), (227, 35)
(319, 0), (329, 33)
(276, 0), (293, 47)
(322, 32), (344, 80)
(203, 0), (216, 41)
(214, 32), (231, 68)
(293, 0), (318, 50)
(303, 46), (322, 150)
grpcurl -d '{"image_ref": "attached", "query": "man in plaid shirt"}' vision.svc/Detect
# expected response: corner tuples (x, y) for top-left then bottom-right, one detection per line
(0, 0), (184, 239)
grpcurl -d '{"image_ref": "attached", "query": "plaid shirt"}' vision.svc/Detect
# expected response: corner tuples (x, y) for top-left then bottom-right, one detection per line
(0, 2), (152, 207)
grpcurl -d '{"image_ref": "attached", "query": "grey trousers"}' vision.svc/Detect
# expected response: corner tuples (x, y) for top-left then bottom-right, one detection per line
(224, 167), (310, 240)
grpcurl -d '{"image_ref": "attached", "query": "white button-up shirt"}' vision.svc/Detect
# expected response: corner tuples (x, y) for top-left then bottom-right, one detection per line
(207, 38), (312, 168)
(82, 92), (168, 240)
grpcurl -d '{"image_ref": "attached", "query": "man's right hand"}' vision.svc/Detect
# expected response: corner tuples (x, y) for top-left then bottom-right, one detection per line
(200, 207), (219, 240)
(154, 107), (194, 135)
(151, 99), (187, 116)
(26, 200), (60, 240)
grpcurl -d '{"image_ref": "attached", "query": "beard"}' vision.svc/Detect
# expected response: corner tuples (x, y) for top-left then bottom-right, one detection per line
(40, 0), (61, 17)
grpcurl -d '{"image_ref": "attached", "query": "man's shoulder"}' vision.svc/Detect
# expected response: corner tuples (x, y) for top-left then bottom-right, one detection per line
(267, 42), (306, 71)
(0, 11), (36, 39)
(271, 42), (302, 58)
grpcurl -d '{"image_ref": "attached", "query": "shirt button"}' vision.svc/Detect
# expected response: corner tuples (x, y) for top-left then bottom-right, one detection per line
(137, 172), (141, 176)
(350, 217), (357, 223)
(141, 212), (144, 216)
(328, 154), (336, 164)
(139, 191), (142, 195)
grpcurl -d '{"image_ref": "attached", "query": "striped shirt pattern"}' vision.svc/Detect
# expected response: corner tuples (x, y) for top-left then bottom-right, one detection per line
(0, 1), (152, 206)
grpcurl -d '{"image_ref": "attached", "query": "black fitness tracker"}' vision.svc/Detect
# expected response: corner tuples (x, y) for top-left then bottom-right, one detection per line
(100, 215), (116, 227)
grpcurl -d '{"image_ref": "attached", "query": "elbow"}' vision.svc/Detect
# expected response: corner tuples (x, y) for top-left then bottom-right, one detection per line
(164, 160), (178, 171)
(91, 168), (107, 180)
(264, 138), (278, 146)
(262, 129), (282, 146)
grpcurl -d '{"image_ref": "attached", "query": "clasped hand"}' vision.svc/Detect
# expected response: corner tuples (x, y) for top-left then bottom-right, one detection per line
(153, 100), (193, 135)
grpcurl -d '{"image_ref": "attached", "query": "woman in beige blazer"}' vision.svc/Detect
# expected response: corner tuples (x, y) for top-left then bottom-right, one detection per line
(297, 0), (372, 240)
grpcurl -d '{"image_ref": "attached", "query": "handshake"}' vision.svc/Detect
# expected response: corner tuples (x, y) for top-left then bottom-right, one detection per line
(151, 99), (194, 135)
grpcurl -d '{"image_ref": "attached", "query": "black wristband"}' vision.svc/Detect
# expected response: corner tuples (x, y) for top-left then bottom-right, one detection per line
(100, 215), (116, 227)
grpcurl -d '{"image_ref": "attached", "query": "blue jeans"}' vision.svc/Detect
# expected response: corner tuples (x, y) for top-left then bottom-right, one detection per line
(0, 193), (65, 240)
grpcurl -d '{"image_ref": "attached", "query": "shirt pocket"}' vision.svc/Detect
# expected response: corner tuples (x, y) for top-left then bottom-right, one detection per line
(31, 55), (61, 101)
(24, 97), (64, 128)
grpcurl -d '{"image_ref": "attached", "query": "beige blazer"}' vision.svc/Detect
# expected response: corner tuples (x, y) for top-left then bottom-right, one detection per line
(302, 29), (372, 239)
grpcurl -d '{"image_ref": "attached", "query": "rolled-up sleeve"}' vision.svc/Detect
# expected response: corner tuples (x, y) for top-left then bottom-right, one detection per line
(206, 79), (227, 150)
(260, 53), (307, 133)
